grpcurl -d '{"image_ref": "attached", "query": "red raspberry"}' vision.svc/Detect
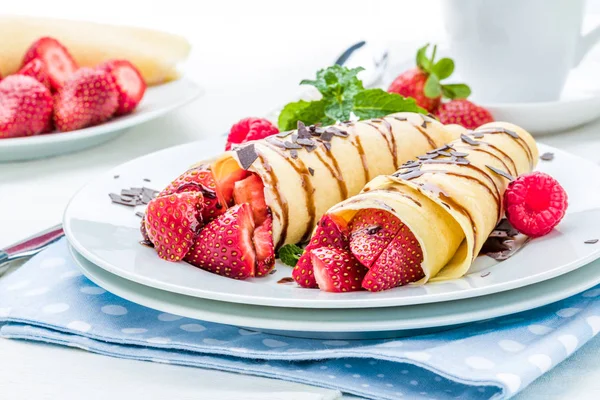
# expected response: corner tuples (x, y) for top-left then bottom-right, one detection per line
(226, 117), (279, 150)
(504, 172), (568, 237)
(435, 99), (494, 130)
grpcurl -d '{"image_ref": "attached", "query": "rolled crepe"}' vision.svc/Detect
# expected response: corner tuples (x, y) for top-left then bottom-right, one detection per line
(327, 122), (538, 282)
(0, 16), (190, 85)
(212, 112), (459, 248)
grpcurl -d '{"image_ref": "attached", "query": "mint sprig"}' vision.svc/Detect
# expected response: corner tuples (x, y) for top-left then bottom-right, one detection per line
(416, 43), (471, 100)
(277, 244), (304, 267)
(278, 65), (426, 131)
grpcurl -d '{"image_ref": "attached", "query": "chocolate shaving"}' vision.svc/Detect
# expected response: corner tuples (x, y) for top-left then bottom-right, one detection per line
(403, 160), (420, 168)
(291, 133), (298, 143)
(306, 145), (317, 153)
(142, 187), (159, 198)
(450, 151), (469, 157)
(461, 134), (480, 146)
(486, 165), (514, 181)
(418, 153), (438, 160)
(114, 175), (120, 179)
(540, 152), (554, 161)
(437, 151), (452, 157)
(308, 167), (315, 176)
(322, 142), (332, 152)
(328, 126), (349, 137)
(236, 144), (258, 170)
(121, 189), (138, 197)
(297, 138), (316, 147)
(311, 127), (324, 137)
(276, 131), (292, 138)
(585, 239), (599, 244)
(290, 149), (298, 159)
(109, 193), (137, 206)
(320, 130), (334, 142)
(266, 137), (286, 149)
(425, 113), (437, 121)
(277, 277), (295, 284)
(269, 269), (277, 275)
(143, 178), (151, 182)
(297, 121), (311, 139)
(421, 120), (427, 128)
(284, 141), (302, 149)
(135, 211), (145, 218)
(472, 132), (484, 139)
(480, 272), (491, 278)
(455, 158), (471, 165)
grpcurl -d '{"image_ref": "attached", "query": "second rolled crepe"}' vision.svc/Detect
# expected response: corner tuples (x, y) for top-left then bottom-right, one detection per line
(212, 112), (458, 248)
(327, 122), (538, 283)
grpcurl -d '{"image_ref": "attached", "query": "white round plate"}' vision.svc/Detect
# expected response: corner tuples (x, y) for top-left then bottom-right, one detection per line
(0, 77), (203, 162)
(63, 138), (600, 309)
(69, 243), (600, 339)
(385, 54), (600, 135)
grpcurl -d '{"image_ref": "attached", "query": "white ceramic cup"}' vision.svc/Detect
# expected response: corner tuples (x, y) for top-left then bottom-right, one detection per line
(442, 0), (600, 103)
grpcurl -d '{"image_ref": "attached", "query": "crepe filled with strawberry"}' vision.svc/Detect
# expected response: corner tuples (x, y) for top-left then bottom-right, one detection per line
(299, 122), (540, 292)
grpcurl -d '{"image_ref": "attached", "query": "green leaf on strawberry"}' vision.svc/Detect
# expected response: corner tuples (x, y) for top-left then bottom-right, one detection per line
(441, 83), (471, 99)
(432, 58), (454, 80)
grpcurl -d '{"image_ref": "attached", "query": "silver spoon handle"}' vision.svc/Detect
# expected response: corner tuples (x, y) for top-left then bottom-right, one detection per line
(0, 224), (64, 267)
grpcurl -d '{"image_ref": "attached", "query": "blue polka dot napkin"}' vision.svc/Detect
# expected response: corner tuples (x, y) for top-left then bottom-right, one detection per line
(2, 239), (600, 400)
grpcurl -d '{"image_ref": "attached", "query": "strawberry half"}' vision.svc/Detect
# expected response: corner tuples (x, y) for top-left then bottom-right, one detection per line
(254, 215), (275, 276)
(0, 75), (53, 138)
(144, 192), (204, 262)
(185, 203), (257, 279)
(292, 214), (349, 288)
(18, 59), (51, 90)
(362, 220), (424, 292)
(348, 209), (403, 268)
(54, 67), (119, 132)
(22, 37), (78, 91)
(311, 247), (368, 292)
(160, 164), (227, 224)
(98, 60), (147, 115)
(233, 173), (269, 225)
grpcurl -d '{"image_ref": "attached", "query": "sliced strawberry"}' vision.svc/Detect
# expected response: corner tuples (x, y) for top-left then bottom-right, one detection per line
(185, 203), (256, 279)
(216, 168), (249, 206)
(144, 192), (203, 262)
(254, 215), (275, 276)
(18, 59), (51, 90)
(98, 59), (146, 115)
(348, 209), (403, 268)
(292, 214), (349, 288)
(311, 247), (368, 292)
(362, 221), (424, 292)
(233, 173), (269, 225)
(160, 164), (227, 224)
(54, 67), (119, 132)
(22, 37), (78, 91)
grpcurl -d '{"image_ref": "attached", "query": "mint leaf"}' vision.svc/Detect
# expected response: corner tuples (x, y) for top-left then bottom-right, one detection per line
(278, 99), (327, 131)
(300, 65), (364, 99)
(278, 244), (304, 267)
(423, 74), (442, 98)
(352, 89), (426, 120)
(432, 58), (454, 79)
(441, 83), (471, 99)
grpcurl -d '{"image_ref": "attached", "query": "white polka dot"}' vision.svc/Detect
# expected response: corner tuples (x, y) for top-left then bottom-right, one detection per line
(67, 321), (91, 332)
(361, 384), (370, 388)
(203, 338), (228, 345)
(7, 280), (30, 291)
(434, 376), (442, 382)
(528, 324), (553, 335)
(0, 307), (11, 317)
(42, 303), (69, 314)
(262, 339), (288, 348)
(60, 270), (82, 279)
(583, 288), (600, 297)
(147, 337), (171, 344)
(352, 374), (361, 378)
(80, 286), (105, 295)
(322, 340), (349, 346)
(345, 364), (352, 368)
(465, 356), (495, 370)
(377, 374), (385, 378)
(180, 323), (206, 332)
(24, 287), (49, 297)
(404, 351), (432, 362)
(101, 305), (128, 316)
(496, 373), (521, 393)
(586, 316), (600, 335)
(40, 257), (65, 269)
(121, 328), (147, 334)
(410, 380), (418, 386)
(157, 313), (183, 321)
(498, 339), (525, 352)
(328, 375), (336, 379)
(556, 308), (581, 318)
(238, 329), (260, 335)
(528, 354), (552, 373)
(558, 334), (578, 355)
(386, 383), (394, 387)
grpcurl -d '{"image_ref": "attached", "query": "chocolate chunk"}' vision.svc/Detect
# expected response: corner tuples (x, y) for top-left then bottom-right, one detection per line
(265, 136), (286, 148)
(109, 193), (137, 206)
(585, 239), (599, 244)
(308, 167), (315, 176)
(276, 130), (292, 138)
(297, 138), (316, 147)
(297, 121), (311, 139)
(290, 149), (298, 159)
(320, 130), (334, 142)
(486, 165), (514, 181)
(461, 134), (480, 146)
(236, 144), (258, 170)
(311, 127), (324, 136)
(322, 142), (332, 151)
(450, 151), (469, 157)
(540, 152), (554, 161)
(284, 141), (302, 149)
(135, 211), (145, 218)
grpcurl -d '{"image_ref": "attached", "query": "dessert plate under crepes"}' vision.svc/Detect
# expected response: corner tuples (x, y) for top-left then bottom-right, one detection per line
(63, 139), (600, 309)
(0, 77), (202, 162)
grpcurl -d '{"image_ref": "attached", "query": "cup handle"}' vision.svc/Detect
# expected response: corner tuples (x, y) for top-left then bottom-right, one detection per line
(575, 25), (600, 66)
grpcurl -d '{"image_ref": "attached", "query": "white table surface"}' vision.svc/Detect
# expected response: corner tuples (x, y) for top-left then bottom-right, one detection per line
(3, 1), (600, 399)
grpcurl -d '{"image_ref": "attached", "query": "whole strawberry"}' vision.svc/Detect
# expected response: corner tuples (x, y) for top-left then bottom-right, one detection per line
(226, 117), (279, 150)
(18, 59), (51, 90)
(435, 99), (494, 130)
(388, 44), (471, 112)
(22, 37), (78, 91)
(98, 59), (146, 116)
(0, 75), (53, 139)
(54, 67), (119, 132)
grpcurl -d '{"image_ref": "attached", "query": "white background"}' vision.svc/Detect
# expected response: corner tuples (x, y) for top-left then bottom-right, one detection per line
(2, 1), (600, 399)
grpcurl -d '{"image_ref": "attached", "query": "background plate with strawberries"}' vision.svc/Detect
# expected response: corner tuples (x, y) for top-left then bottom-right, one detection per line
(63, 138), (600, 309)
(0, 77), (202, 162)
